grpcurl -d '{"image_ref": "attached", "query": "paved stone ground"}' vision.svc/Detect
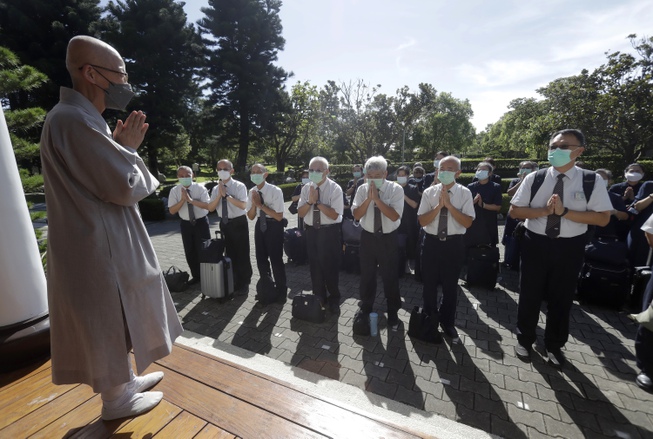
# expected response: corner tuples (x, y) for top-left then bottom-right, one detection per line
(147, 203), (652, 439)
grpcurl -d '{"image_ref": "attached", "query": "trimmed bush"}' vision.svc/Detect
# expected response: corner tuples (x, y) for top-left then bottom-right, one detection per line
(139, 195), (166, 221)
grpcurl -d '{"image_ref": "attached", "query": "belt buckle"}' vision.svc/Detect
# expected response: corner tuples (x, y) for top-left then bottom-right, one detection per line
(439, 236), (447, 241)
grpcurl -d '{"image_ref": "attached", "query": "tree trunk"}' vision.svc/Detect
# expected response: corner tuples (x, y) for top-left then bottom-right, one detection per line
(276, 157), (285, 173)
(235, 104), (250, 172)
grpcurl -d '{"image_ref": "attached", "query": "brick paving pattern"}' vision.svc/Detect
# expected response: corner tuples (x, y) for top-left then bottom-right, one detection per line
(148, 203), (652, 439)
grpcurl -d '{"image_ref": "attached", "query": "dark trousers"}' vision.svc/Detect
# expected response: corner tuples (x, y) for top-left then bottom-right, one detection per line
(180, 216), (211, 280)
(220, 215), (252, 288)
(254, 218), (286, 296)
(517, 230), (586, 350)
(359, 230), (402, 314)
(421, 233), (465, 327)
(305, 224), (341, 305)
(636, 273), (653, 375)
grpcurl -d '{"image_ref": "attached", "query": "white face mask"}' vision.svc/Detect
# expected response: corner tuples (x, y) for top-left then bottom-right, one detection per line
(475, 170), (489, 181)
(397, 176), (408, 184)
(626, 172), (643, 182)
(434, 159), (440, 169)
(218, 170), (231, 181)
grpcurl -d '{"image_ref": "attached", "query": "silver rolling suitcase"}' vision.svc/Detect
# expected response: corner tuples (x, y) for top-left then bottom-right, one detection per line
(200, 257), (234, 299)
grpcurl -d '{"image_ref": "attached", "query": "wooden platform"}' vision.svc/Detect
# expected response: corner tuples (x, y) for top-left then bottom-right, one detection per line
(0, 343), (431, 438)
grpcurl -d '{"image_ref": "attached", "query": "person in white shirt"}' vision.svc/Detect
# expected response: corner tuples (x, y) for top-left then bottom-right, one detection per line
(352, 156), (404, 328)
(205, 159), (252, 292)
(418, 156), (475, 341)
(246, 164), (287, 303)
(510, 129), (612, 368)
(168, 166), (210, 284)
(298, 157), (344, 314)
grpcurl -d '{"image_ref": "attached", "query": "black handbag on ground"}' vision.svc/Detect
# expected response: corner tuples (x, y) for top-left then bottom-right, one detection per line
(291, 294), (326, 323)
(342, 218), (363, 244)
(200, 230), (225, 263)
(352, 309), (371, 336)
(407, 306), (443, 344)
(584, 238), (628, 266)
(164, 266), (189, 292)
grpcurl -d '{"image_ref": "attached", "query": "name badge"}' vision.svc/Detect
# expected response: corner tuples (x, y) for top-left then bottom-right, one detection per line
(574, 192), (586, 201)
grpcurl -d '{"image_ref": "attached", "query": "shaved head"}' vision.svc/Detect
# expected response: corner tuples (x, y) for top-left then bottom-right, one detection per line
(66, 36), (125, 86)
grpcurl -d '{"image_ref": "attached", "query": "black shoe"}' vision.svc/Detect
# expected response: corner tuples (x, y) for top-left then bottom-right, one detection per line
(546, 348), (566, 369)
(329, 302), (340, 315)
(637, 372), (653, 392)
(441, 324), (459, 339)
(188, 278), (200, 285)
(387, 311), (399, 328)
(514, 343), (532, 361)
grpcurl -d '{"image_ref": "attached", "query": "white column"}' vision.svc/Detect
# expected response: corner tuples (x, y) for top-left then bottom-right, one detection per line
(0, 106), (48, 327)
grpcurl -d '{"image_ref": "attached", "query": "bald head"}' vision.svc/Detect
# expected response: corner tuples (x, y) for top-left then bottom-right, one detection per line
(66, 36), (125, 85)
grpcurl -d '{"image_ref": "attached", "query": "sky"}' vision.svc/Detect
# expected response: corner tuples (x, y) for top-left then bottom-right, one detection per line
(180, 0), (652, 131)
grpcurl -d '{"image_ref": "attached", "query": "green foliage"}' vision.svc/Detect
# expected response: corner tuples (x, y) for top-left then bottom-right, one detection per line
(200, 0), (289, 171)
(19, 166), (44, 192)
(99, 0), (204, 174)
(138, 194), (166, 221)
(0, 0), (102, 111)
(481, 35), (653, 169)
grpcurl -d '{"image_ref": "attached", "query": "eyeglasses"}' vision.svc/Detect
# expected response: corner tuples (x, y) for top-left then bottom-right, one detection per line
(216, 167), (231, 171)
(549, 144), (581, 150)
(80, 64), (129, 82)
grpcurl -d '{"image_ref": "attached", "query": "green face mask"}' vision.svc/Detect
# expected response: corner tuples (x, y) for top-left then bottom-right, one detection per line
(178, 177), (192, 187)
(438, 171), (456, 185)
(250, 174), (265, 185)
(309, 172), (323, 184)
(371, 178), (384, 189)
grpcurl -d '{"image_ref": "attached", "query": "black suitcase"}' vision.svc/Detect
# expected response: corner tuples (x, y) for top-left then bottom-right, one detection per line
(284, 227), (307, 265)
(630, 248), (652, 309)
(291, 294), (326, 323)
(342, 242), (361, 274)
(502, 235), (520, 270)
(577, 261), (630, 308)
(466, 245), (500, 289)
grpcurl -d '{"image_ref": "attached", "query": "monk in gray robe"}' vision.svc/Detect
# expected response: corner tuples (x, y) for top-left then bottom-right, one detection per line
(40, 35), (183, 421)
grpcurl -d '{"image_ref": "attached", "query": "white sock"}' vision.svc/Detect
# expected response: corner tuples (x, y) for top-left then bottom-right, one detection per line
(101, 390), (163, 421)
(101, 383), (127, 402)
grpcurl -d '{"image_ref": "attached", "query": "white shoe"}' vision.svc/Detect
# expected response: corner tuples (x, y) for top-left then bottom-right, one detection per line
(514, 343), (531, 360)
(628, 304), (653, 332)
(128, 371), (164, 394)
(101, 391), (163, 421)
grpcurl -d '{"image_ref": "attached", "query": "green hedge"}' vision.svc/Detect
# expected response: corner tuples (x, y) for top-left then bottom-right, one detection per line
(139, 195), (166, 221)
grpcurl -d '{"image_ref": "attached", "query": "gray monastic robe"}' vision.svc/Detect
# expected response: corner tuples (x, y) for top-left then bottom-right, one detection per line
(40, 87), (183, 392)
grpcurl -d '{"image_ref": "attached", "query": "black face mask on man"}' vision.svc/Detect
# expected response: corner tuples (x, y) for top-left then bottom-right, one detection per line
(92, 67), (135, 111)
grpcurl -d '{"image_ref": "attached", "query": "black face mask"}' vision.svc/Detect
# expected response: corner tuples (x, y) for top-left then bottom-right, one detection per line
(93, 68), (135, 111)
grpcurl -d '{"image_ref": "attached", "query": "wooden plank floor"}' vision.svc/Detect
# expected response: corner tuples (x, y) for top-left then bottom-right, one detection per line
(0, 344), (431, 438)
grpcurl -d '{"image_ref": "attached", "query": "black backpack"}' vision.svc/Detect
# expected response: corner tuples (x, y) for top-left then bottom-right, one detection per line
(529, 168), (595, 205)
(255, 275), (277, 305)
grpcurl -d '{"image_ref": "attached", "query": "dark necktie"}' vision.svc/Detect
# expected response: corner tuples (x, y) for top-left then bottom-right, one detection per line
(258, 191), (267, 232)
(437, 207), (448, 239)
(545, 174), (565, 238)
(313, 186), (321, 228)
(186, 190), (196, 225)
(221, 185), (229, 225)
(373, 194), (382, 236)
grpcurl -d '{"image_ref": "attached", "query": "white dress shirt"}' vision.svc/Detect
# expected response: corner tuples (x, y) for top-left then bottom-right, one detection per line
(418, 183), (475, 236)
(298, 178), (344, 226)
(209, 178), (247, 219)
(168, 183), (209, 220)
(511, 166), (613, 238)
(246, 182), (285, 218)
(352, 180), (404, 234)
